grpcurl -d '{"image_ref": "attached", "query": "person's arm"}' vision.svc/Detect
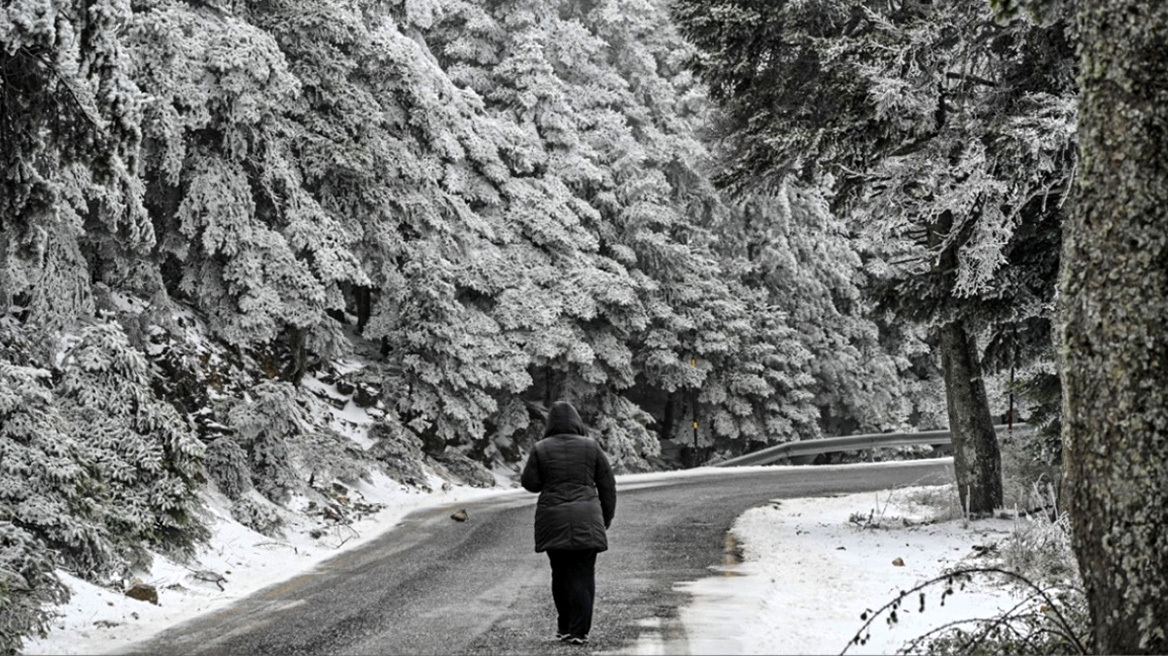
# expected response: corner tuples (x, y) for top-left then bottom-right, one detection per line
(595, 445), (616, 529)
(521, 445), (543, 493)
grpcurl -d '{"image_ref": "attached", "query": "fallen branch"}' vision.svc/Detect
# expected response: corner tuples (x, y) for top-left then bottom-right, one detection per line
(327, 524), (360, 549)
(254, 540), (298, 554)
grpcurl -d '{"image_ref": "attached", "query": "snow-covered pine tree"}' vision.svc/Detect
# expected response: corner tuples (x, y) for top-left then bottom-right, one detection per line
(428, 0), (802, 467)
(126, 0), (362, 377)
(56, 320), (207, 568)
(227, 380), (305, 505)
(0, 350), (113, 577)
(0, 0), (149, 341)
(716, 185), (934, 438)
(673, 0), (1075, 508)
(241, 0), (541, 462)
(0, 335), (88, 655)
(0, 522), (69, 655)
(204, 435), (252, 502)
(405, 0), (651, 465)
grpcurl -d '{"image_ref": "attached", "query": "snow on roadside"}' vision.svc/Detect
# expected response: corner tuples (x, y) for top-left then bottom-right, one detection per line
(631, 485), (1026, 655)
(23, 462), (1024, 656)
(21, 472), (522, 656)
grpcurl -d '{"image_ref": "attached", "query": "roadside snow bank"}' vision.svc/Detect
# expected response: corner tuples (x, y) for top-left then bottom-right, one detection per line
(25, 466), (1027, 656)
(635, 485), (1027, 655)
(22, 472), (520, 656)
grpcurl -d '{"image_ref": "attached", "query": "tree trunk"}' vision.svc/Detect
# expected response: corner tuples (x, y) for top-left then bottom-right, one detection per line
(284, 326), (307, 386)
(1059, 2), (1168, 651)
(660, 391), (677, 443)
(355, 285), (373, 334)
(938, 319), (1002, 515)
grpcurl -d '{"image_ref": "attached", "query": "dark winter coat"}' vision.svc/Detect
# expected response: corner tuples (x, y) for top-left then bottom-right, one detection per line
(521, 402), (617, 553)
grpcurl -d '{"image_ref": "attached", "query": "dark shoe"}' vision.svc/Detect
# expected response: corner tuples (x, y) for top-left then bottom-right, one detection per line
(566, 635), (588, 645)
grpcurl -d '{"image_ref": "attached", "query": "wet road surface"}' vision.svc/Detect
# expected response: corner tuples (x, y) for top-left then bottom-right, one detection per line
(129, 460), (952, 655)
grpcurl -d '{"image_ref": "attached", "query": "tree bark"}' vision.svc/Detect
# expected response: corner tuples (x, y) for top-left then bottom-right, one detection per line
(1059, 1), (1168, 652)
(938, 319), (1002, 515)
(284, 326), (307, 386)
(354, 285), (373, 334)
(660, 391), (677, 443)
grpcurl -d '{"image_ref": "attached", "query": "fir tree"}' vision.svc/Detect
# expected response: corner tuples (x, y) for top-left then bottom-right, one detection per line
(127, 0), (361, 363)
(0, 0), (149, 338)
(56, 320), (207, 566)
(227, 380), (304, 505)
(672, 0), (1075, 509)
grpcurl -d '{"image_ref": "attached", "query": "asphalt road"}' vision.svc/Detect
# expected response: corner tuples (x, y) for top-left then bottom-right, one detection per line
(129, 460), (952, 655)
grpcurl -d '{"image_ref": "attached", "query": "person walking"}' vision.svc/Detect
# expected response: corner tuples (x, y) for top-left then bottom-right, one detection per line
(521, 400), (617, 646)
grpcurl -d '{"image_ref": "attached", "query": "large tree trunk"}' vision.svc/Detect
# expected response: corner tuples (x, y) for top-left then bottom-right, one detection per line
(1059, 2), (1168, 652)
(938, 319), (1002, 515)
(354, 285), (373, 334)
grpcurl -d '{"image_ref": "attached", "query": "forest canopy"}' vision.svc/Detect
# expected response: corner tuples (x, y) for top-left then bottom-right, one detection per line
(0, 0), (1011, 651)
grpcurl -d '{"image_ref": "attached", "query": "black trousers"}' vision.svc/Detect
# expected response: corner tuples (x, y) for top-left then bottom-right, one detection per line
(546, 549), (598, 638)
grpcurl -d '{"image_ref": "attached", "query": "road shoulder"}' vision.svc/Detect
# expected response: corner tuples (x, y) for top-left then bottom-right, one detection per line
(627, 485), (1026, 655)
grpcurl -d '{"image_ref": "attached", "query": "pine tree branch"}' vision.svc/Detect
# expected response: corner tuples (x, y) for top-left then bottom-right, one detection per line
(945, 71), (998, 87)
(22, 48), (101, 130)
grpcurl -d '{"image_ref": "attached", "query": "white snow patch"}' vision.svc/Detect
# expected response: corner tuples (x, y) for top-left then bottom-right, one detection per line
(332, 359), (365, 376)
(625, 484), (1026, 655)
(300, 374), (382, 448)
(331, 400), (378, 439)
(491, 462), (522, 488)
(22, 472), (518, 656)
(54, 332), (83, 368)
(300, 375), (349, 404)
(106, 291), (147, 314)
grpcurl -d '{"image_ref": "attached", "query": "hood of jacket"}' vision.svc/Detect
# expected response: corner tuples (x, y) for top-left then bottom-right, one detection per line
(544, 401), (585, 437)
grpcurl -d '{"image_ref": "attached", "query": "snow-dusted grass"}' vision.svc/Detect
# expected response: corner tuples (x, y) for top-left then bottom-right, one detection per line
(628, 484), (1031, 655)
(21, 472), (521, 656)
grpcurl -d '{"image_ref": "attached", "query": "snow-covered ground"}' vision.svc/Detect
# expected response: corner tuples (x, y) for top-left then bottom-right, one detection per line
(24, 470), (1028, 656)
(628, 485), (1028, 655)
(22, 471), (522, 656)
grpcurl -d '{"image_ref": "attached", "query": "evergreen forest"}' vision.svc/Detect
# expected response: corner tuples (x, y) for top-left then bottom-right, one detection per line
(1, 0), (1091, 651)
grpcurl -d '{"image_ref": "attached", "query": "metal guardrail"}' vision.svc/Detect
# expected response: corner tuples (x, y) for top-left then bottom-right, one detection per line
(714, 424), (1031, 467)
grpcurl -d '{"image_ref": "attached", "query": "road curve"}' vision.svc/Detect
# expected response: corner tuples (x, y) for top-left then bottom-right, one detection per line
(128, 460), (952, 656)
